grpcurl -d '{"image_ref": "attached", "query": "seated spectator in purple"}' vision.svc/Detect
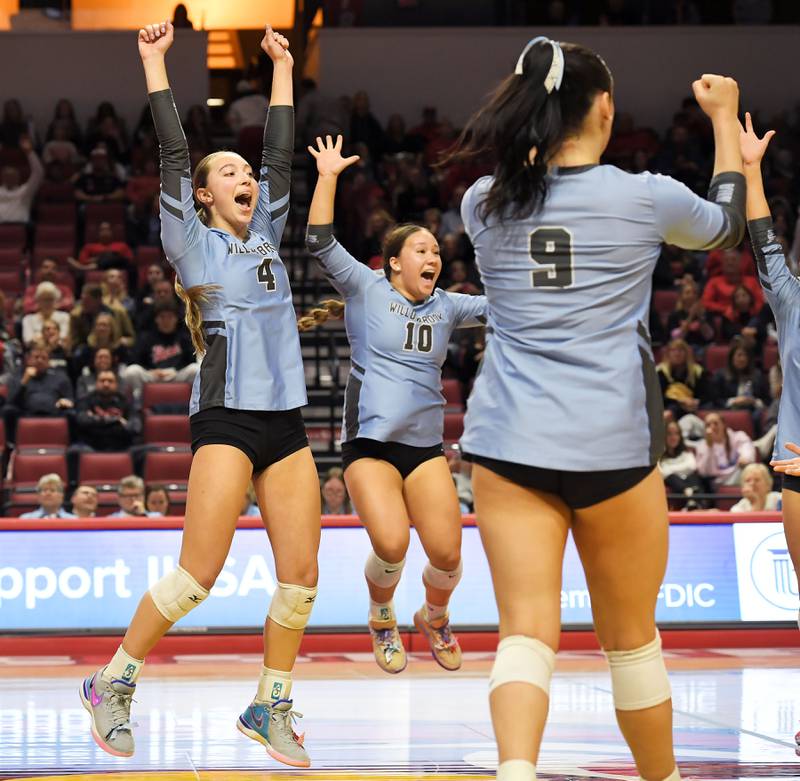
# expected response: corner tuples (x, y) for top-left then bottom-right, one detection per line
(20, 474), (76, 519)
(21, 282), (71, 347)
(730, 463), (780, 512)
(712, 340), (770, 413)
(145, 484), (171, 516)
(719, 284), (765, 349)
(657, 338), (712, 419)
(695, 411), (756, 488)
(73, 146), (125, 203)
(444, 259), (482, 296)
(3, 343), (74, 441)
(75, 369), (138, 451)
(702, 247), (763, 316)
(666, 279), (714, 354)
(70, 484), (98, 518)
(109, 475), (161, 517)
(23, 258), (74, 314)
(76, 346), (128, 401)
(0, 135), (43, 224)
(121, 301), (197, 398)
(40, 319), (70, 375)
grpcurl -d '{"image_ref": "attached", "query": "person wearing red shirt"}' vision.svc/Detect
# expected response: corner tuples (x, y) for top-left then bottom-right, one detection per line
(701, 249), (763, 315)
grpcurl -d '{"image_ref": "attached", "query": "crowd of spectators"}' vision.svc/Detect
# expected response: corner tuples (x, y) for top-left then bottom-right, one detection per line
(0, 72), (798, 514)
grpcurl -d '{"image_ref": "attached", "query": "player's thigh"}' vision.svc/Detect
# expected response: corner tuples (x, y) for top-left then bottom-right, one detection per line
(345, 457), (411, 562)
(572, 467), (668, 650)
(179, 444), (253, 588)
(254, 446), (321, 586)
(403, 456), (462, 570)
(781, 487), (800, 576)
(472, 464), (570, 650)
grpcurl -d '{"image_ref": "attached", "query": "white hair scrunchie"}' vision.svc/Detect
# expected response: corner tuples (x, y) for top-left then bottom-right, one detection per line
(514, 36), (564, 94)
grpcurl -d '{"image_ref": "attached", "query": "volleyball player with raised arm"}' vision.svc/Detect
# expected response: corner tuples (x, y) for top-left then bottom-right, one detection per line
(447, 39), (745, 781)
(303, 135), (486, 673)
(740, 117), (800, 666)
(79, 22), (321, 768)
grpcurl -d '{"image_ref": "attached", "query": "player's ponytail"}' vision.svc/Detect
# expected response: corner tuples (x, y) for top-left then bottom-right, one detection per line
(297, 299), (345, 331)
(443, 40), (612, 221)
(174, 280), (221, 355)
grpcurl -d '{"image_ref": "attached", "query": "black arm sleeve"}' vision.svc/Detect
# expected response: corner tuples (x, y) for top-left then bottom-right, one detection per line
(261, 105), (294, 223)
(706, 171), (746, 250)
(149, 89), (190, 203)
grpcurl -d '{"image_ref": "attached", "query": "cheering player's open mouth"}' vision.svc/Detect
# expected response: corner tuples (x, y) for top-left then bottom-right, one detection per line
(234, 190), (253, 215)
(419, 268), (437, 292)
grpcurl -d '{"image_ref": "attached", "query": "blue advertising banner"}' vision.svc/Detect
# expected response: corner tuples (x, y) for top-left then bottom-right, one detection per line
(0, 522), (743, 631)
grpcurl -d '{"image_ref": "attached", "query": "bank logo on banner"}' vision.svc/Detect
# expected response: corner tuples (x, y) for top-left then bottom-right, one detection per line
(733, 522), (798, 621)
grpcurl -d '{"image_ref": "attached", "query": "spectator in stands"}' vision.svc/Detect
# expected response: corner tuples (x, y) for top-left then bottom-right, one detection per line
(42, 120), (82, 167)
(657, 338), (712, 418)
(653, 244), (702, 288)
(0, 135), (43, 224)
(653, 123), (706, 191)
(72, 312), (130, 378)
(46, 99), (82, 146)
(71, 221), (135, 278)
(75, 369), (137, 451)
(110, 475), (160, 517)
(73, 146), (125, 203)
(719, 284), (765, 348)
(321, 471), (351, 515)
(21, 282), (71, 346)
(103, 268), (136, 319)
(135, 278), (182, 331)
(356, 208), (395, 261)
(730, 463), (781, 512)
(295, 78), (348, 149)
(440, 184), (467, 236)
(125, 158), (160, 229)
(712, 340), (770, 413)
(0, 99), (35, 147)
(20, 474), (76, 519)
(136, 263), (167, 307)
(227, 74), (268, 135)
(4, 344), (74, 441)
(85, 102), (128, 157)
(702, 247), (763, 315)
(40, 319), (69, 374)
(70, 484), (99, 518)
(122, 301), (197, 398)
(383, 113), (423, 156)
(394, 164), (439, 221)
(666, 278), (714, 355)
(350, 90), (384, 162)
(76, 346), (127, 401)
(145, 484), (171, 515)
(70, 284), (133, 350)
(444, 259), (481, 295)
(659, 420), (703, 509)
(183, 104), (212, 152)
(695, 411), (756, 488)
(0, 290), (18, 387)
(23, 258), (74, 314)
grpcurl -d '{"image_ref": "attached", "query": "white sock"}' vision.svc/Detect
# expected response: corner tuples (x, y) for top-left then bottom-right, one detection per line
(256, 666), (292, 703)
(102, 645), (144, 686)
(497, 759), (537, 781)
(425, 601), (448, 622)
(370, 599), (395, 623)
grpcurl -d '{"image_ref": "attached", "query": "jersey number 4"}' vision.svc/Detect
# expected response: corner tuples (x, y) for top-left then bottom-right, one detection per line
(529, 227), (574, 289)
(257, 258), (277, 292)
(403, 322), (433, 353)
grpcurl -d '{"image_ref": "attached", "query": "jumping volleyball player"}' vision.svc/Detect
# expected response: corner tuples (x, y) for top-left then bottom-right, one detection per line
(302, 135), (486, 673)
(79, 22), (320, 768)
(448, 38), (746, 781)
(740, 116), (800, 716)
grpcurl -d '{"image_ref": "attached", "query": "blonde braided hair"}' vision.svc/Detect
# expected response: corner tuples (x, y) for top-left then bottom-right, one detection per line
(297, 299), (345, 332)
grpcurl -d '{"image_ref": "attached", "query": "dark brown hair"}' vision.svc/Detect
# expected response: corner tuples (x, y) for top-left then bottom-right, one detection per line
(443, 41), (612, 221)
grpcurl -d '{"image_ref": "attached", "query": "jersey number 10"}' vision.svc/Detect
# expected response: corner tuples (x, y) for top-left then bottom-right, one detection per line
(403, 322), (433, 353)
(529, 227), (574, 289)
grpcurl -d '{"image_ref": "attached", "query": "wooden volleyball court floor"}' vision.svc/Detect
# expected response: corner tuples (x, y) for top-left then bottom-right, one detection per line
(1, 646), (800, 780)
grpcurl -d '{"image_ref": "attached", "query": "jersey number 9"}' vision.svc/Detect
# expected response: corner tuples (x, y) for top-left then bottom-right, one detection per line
(529, 227), (574, 289)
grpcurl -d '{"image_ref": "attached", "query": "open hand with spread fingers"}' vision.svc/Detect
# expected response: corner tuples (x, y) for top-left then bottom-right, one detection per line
(739, 111), (776, 167)
(308, 135), (360, 177)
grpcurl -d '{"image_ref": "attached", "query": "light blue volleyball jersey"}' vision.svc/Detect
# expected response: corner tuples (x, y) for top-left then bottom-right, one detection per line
(150, 90), (306, 416)
(306, 226), (487, 446)
(750, 217), (799, 461)
(460, 165), (745, 470)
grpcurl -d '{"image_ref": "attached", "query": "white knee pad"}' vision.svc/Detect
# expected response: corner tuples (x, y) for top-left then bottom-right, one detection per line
(489, 635), (555, 696)
(364, 551), (405, 589)
(604, 632), (671, 711)
(423, 559), (463, 591)
(149, 566), (209, 623)
(268, 581), (318, 630)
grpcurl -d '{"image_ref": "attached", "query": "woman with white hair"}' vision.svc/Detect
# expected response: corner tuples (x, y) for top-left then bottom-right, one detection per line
(730, 463), (781, 512)
(21, 281), (70, 346)
(20, 473), (76, 518)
